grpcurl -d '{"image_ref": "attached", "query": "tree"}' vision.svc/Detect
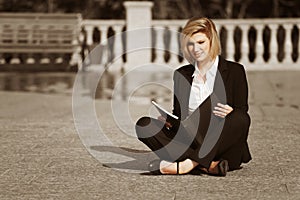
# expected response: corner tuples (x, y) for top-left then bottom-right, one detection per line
(0, 0), (299, 19)
(273, 0), (300, 17)
(153, 0), (203, 19)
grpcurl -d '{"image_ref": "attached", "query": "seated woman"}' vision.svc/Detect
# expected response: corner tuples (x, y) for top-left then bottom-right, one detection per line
(135, 17), (251, 176)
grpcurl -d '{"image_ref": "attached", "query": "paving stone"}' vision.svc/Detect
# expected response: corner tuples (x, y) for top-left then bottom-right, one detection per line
(0, 71), (299, 199)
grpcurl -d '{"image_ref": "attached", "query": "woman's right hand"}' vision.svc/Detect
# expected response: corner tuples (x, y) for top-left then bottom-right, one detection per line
(158, 116), (172, 129)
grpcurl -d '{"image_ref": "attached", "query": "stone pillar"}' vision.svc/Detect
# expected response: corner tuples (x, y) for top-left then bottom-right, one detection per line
(123, 1), (153, 70)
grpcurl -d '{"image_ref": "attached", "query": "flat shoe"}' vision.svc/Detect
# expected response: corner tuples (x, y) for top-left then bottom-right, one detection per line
(217, 159), (229, 176)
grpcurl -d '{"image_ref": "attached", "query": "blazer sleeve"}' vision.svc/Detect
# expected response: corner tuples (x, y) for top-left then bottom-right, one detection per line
(232, 65), (249, 113)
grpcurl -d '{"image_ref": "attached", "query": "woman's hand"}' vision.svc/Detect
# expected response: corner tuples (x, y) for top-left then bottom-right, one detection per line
(213, 103), (233, 118)
(158, 116), (172, 129)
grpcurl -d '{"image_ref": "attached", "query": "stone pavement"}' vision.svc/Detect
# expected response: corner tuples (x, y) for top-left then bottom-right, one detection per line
(0, 71), (299, 200)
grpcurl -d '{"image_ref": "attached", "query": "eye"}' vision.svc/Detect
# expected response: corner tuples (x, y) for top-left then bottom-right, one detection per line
(197, 41), (204, 44)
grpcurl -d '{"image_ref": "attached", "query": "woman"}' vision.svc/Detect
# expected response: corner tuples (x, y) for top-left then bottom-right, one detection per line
(135, 17), (251, 176)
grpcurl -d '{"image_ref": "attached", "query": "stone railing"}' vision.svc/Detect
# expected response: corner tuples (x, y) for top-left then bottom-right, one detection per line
(151, 18), (300, 70)
(82, 17), (300, 70)
(80, 1), (300, 71)
(1, 2), (299, 71)
(80, 19), (126, 67)
(82, 20), (125, 47)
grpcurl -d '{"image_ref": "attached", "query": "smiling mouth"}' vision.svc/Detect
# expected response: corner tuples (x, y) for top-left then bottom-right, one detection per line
(194, 53), (202, 57)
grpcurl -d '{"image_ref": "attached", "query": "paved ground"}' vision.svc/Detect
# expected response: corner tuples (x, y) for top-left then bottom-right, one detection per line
(0, 70), (299, 199)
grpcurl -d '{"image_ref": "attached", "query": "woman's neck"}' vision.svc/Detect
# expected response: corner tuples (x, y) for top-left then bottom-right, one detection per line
(196, 58), (214, 75)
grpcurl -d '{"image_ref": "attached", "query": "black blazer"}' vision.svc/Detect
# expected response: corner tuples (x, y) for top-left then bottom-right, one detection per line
(171, 56), (249, 121)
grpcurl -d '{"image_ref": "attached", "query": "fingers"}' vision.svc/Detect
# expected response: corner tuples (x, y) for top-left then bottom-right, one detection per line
(157, 116), (172, 129)
(213, 110), (226, 118)
(213, 103), (233, 118)
(165, 122), (172, 129)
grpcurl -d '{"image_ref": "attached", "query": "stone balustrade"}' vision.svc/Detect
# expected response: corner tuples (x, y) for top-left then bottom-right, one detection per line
(0, 2), (299, 71)
(82, 18), (300, 70)
(82, 20), (125, 46)
(81, 20), (126, 67)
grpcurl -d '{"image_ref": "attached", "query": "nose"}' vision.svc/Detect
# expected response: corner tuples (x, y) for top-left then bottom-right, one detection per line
(193, 43), (201, 52)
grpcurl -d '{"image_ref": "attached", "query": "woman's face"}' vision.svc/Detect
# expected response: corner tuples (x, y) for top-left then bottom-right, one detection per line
(187, 32), (211, 63)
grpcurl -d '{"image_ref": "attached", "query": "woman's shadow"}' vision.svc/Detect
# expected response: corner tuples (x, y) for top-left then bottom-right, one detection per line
(89, 145), (204, 175)
(90, 145), (157, 172)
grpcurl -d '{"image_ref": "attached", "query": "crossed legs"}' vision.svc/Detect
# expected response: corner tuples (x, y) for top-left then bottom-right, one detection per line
(135, 116), (228, 175)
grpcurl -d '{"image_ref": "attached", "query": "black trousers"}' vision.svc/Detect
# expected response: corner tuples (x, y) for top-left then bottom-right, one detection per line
(135, 98), (251, 170)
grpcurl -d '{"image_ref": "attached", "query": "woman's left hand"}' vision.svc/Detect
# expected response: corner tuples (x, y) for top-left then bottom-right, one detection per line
(213, 103), (233, 118)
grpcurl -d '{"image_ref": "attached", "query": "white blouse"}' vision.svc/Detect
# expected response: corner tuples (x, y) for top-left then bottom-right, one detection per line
(188, 56), (219, 115)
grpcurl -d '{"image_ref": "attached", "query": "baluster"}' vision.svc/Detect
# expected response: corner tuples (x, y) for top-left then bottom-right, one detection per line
(254, 24), (264, 64)
(154, 26), (165, 63)
(215, 24), (221, 34)
(226, 25), (235, 61)
(112, 25), (124, 66)
(168, 25), (180, 65)
(85, 25), (94, 46)
(99, 26), (108, 45)
(99, 26), (108, 65)
(282, 24), (293, 64)
(268, 24), (278, 64)
(240, 24), (250, 65)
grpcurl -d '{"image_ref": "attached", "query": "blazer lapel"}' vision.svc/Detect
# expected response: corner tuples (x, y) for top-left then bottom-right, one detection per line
(182, 64), (194, 84)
